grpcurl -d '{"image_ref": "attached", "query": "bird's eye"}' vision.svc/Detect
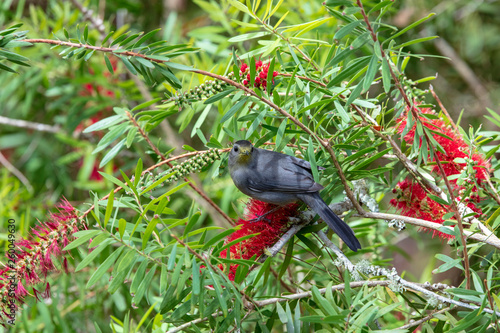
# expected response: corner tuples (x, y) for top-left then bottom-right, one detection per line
(251, 147), (254, 152)
(234, 146), (239, 152)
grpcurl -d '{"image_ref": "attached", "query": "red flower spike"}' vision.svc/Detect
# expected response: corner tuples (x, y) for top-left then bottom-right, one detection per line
(218, 199), (299, 281)
(0, 199), (84, 323)
(390, 106), (489, 239)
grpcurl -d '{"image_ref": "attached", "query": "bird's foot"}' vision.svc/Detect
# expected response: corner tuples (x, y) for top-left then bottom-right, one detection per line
(247, 215), (272, 223)
(246, 205), (282, 223)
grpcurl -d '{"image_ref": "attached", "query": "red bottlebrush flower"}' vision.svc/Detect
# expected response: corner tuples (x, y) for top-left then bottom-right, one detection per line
(218, 199), (300, 281)
(0, 199), (85, 324)
(234, 59), (279, 90)
(390, 106), (489, 239)
(394, 106), (490, 184)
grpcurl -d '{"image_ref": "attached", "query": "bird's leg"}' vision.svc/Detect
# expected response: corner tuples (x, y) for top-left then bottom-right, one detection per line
(247, 205), (282, 223)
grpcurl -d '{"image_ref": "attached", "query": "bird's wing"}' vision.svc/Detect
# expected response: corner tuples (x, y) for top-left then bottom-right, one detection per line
(247, 153), (324, 193)
(289, 156), (325, 172)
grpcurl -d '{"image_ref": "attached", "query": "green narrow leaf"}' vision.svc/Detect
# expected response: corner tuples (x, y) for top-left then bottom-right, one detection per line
(163, 61), (194, 71)
(133, 159), (143, 187)
(136, 56), (155, 69)
(0, 50), (29, 62)
(118, 218), (126, 239)
(384, 13), (436, 44)
(110, 32), (131, 47)
(192, 258), (201, 295)
(142, 217), (160, 249)
(334, 21), (361, 40)
(266, 57), (275, 92)
(228, 31), (271, 43)
(278, 238), (294, 279)
(133, 265), (157, 304)
(118, 56), (138, 75)
(327, 57), (370, 88)
(116, 248), (137, 273)
(171, 251), (185, 286)
(205, 263), (228, 316)
(98, 172), (129, 191)
(249, 57), (256, 87)
(363, 55), (379, 92)
(381, 57), (391, 93)
(101, 31), (115, 45)
(104, 54), (114, 74)
(100, 139), (126, 167)
(202, 227), (240, 250)
(86, 246), (124, 288)
(75, 239), (114, 272)
(346, 83), (364, 106)
(63, 230), (101, 251)
(167, 243), (178, 270)
(334, 100), (350, 123)
(139, 172), (176, 195)
(275, 120), (287, 151)
(204, 88), (235, 104)
(83, 24), (88, 41)
(220, 97), (248, 123)
(103, 189), (115, 228)
(132, 28), (161, 49)
(246, 110), (266, 139)
(0, 62), (17, 73)
(428, 194), (450, 206)
(83, 115), (123, 133)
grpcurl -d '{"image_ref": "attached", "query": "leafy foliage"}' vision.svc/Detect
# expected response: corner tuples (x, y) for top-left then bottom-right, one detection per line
(1, 0), (500, 332)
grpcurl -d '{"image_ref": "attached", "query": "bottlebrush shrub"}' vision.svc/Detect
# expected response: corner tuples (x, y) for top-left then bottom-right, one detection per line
(390, 107), (490, 238)
(0, 200), (84, 322)
(218, 199), (299, 281)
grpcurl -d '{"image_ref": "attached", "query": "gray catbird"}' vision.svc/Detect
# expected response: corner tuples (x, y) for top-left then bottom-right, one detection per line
(228, 140), (361, 252)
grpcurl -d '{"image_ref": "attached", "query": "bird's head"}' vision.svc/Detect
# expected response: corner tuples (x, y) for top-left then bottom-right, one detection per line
(229, 140), (254, 165)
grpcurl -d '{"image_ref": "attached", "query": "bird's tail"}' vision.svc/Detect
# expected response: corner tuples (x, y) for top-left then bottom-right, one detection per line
(298, 192), (361, 252)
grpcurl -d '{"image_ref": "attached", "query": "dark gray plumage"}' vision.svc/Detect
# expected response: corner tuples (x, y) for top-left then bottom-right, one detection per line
(228, 140), (361, 252)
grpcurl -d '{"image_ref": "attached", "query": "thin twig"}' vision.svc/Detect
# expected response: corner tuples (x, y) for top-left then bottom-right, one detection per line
(482, 172), (500, 206)
(253, 280), (391, 307)
(270, 267), (296, 293)
(429, 85), (458, 133)
(396, 307), (450, 330)
(316, 230), (355, 272)
(484, 279), (500, 332)
(360, 211), (500, 249)
(166, 311), (226, 333)
(0, 151), (33, 192)
(126, 111), (166, 159)
(0, 115), (61, 133)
